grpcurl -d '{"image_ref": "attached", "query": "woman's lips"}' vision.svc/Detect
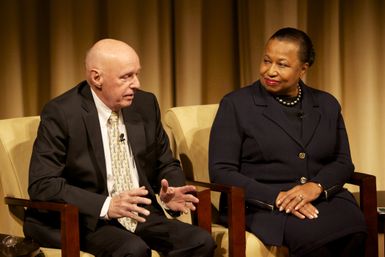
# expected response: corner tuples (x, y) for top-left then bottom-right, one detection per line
(264, 78), (280, 87)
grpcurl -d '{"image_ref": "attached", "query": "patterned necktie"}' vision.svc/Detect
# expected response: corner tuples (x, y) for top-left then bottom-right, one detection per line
(107, 111), (137, 232)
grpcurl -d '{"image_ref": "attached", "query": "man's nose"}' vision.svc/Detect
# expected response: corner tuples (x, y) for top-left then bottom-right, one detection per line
(131, 75), (140, 88)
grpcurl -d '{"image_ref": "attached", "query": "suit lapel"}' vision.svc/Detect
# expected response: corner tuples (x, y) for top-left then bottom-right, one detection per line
(121, 108), (146, 158)
(80, 85), (107, 181)
(78, 85), (155, 195)
(121, 107), (152, 190)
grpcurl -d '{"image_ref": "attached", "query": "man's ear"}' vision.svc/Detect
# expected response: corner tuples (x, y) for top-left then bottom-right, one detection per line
(90, 69), (103, 89)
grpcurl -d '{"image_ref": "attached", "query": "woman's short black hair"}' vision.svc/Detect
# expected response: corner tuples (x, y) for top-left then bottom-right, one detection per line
(270, 27), (315, 67)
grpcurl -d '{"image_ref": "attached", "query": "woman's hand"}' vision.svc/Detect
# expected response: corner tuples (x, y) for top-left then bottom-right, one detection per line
(291, 202), (319, 219)
(275, 182), (323, 219)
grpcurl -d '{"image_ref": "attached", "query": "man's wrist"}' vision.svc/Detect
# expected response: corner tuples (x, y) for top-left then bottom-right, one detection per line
(160, 200), (182, 217)
(100, 196), (112, 219)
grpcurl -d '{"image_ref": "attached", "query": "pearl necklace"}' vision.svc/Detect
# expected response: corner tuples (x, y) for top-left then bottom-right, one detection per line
(275, 85), (302, 106)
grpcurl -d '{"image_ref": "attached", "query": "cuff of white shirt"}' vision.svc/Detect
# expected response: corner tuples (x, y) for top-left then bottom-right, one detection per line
(100, 196), (112, 220)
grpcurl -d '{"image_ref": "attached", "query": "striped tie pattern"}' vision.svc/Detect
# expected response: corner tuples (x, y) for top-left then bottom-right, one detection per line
(107, 111), (137, 232)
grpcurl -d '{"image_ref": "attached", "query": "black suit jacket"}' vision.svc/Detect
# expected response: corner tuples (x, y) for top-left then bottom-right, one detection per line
(209, 80), (363, 245)
(26, 81), (185, 233)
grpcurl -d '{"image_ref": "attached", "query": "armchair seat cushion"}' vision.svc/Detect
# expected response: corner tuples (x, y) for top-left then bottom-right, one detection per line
(40, 248), (94, 257)
(211, 224), (288, 257)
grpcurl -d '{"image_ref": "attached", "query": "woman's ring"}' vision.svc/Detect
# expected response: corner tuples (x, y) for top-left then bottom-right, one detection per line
(298, 194), (304, 201)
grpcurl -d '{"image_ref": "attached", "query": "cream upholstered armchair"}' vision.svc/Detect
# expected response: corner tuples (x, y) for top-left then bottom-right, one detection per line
(1, 116), (207, 257)
(164, 104), (378, 257)
(164, 104), (288, 257)
(0, 116), (95, 257)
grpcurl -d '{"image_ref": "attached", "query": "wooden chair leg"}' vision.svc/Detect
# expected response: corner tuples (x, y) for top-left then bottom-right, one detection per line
(349, 172), (378, 257)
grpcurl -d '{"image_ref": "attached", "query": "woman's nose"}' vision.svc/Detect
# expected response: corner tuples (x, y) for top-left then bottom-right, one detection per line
(267, 65), (278, 76)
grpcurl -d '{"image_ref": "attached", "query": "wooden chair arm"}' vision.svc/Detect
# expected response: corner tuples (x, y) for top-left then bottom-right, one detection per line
(190, 181), (245, 257)
(192, 187), (212, 233)
(4, 196), (80, 257)
(347, 172), (378, 257)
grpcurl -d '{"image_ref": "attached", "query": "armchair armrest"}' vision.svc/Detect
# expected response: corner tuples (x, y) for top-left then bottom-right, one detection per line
(347, 172), (378, 257)
(192, 186), (212, 233)
(4, 196), (80, 257)
(190, 181), (245, 257)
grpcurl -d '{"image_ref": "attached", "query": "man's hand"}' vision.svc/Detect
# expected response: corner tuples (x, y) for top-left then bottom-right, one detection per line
(159, 179), (199, 214)
(108, 186), (152, 222)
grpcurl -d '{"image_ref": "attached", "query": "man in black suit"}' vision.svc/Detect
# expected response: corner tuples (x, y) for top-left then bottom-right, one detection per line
(24, 39), (215, 257)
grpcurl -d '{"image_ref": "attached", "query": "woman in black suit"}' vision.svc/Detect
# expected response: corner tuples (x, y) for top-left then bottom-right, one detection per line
(209, 27), (367, 257)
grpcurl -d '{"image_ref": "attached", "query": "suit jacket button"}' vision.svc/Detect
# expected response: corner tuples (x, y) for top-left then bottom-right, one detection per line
(300, 177), (308, 184)
(298, 152), (306, 159)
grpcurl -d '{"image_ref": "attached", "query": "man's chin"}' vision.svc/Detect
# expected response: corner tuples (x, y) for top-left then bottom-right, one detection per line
(119, 100), (134, 108)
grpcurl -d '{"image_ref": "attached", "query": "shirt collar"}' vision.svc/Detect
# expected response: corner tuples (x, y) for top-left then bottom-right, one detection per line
(90, 88), (119, 125)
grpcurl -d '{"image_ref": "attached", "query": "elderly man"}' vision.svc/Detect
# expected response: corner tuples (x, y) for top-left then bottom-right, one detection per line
(24, 39), (215, 257)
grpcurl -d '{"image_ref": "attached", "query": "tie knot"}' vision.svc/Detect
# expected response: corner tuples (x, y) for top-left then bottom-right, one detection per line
(109, 112), (119, 124)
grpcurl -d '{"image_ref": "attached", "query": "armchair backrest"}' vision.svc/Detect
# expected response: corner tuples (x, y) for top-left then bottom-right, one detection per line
(164, 104), (218, 182)
(164, 104), (219, 206)
(0, 116), (40, 236)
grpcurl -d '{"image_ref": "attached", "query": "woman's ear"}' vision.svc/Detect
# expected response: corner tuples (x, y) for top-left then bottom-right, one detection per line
(90, 69), (103, 89)
(300, 63), (309, 77)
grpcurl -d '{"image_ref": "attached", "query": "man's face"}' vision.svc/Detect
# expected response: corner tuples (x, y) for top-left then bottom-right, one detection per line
(99, 52), (141, 111)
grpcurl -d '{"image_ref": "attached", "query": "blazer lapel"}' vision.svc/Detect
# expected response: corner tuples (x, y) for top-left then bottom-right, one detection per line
(253, 82), (321, 148)
(80, 85), (107, 181)
(301, 85), (321, 147)
(253, 83), (304, 147)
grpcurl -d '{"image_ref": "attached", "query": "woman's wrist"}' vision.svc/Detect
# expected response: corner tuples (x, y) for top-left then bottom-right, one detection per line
(313, 182), (324, 196)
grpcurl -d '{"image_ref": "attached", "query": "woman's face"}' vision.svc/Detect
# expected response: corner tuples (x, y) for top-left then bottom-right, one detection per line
(259, 38), (308, 96)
